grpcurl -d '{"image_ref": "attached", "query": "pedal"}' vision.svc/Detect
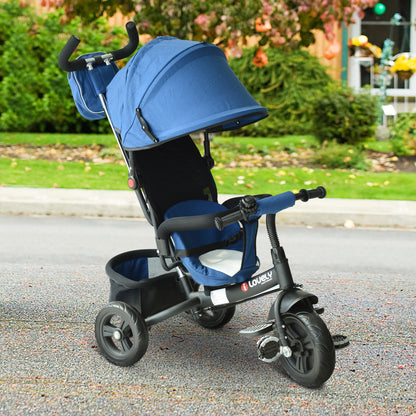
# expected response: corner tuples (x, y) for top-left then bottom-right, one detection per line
(257, 336), (281, 363)
(332, 334), (350, 349)
(314, 306), (325, 315)
(239, 321), (274, 338)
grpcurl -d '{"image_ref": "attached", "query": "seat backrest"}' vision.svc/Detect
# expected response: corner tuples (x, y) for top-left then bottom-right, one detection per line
(129, 135), (218, 225)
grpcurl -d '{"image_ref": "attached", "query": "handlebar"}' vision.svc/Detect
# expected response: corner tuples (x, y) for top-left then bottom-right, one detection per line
(58, 21), (139, 72)
(215, 187), (326, 231)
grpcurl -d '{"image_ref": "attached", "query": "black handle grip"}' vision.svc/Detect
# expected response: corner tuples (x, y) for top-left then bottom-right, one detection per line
(215, 195), (258, 230)
(215, 210), (243, 231)
(111, 21), (139, 61)
(295, 186), (326, 202)
(58, 35), (84, 72)
(58, 21), (139, 72)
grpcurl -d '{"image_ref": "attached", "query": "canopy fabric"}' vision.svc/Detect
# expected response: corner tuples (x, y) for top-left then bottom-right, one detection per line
(106, 36), (268, 149)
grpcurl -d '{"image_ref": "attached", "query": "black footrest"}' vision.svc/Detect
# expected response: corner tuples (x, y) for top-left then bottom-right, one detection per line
(239, 322), (274, 338)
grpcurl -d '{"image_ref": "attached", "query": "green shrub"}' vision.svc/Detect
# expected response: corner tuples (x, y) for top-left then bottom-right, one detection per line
(311, 84), (379, 145)
(228, 47), (335, 136)
(0, 1), (129, 133)
(312, 140), (369, 170)
(390, 112), (416, 156)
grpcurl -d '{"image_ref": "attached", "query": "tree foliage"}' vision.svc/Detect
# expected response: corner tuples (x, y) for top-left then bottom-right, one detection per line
(47, 0), (377, 56)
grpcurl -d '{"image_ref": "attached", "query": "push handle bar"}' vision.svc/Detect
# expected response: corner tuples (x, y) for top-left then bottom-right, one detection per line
(58, 21), (139, 72)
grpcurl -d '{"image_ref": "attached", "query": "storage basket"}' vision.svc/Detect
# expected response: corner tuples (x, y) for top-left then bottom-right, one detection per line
(106, 249), (187, 318)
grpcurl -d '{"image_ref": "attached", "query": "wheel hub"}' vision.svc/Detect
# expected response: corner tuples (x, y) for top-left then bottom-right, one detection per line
(113, 329), (123, 340)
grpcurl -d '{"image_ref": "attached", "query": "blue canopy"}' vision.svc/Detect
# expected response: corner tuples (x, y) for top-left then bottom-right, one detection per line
(106, 36), (268, 149)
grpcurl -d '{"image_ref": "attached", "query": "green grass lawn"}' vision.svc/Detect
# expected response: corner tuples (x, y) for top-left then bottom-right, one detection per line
(213, 166), (415, 200)
(0, 158), (128, 190)
(1, 132), (415, 200)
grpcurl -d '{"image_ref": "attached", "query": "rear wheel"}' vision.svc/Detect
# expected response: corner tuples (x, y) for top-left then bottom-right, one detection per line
(95, 301), (149, 366)
(278, 311), (335, 388)
(187, 283), (236, 329)
(191, 305), (236, 329)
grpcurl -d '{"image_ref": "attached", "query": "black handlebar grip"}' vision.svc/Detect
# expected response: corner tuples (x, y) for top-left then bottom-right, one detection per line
(215, 210), (243, 231)
(296, 186), (326, 202)
(111, 21), (139, 61)
(58, 22), (138, 73)
(309, 186), (326, 199)
(58, 35), (86, 72)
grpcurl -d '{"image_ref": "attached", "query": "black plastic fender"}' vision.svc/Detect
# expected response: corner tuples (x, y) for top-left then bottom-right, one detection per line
(267, 288), (318, 320)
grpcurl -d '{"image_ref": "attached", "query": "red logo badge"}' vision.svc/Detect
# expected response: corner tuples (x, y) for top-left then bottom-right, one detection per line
(241, 282), (249, 292)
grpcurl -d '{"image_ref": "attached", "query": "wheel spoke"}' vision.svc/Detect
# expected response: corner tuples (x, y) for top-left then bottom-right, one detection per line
(120, 318), (128, 332)
(120, 336), (132, 352)
(285, 326), (296, 342)
(120, 320), (133, 338)
(103, 323), (117, 338)
(302, 333), (314, 350)
(295, 352), (309, 373)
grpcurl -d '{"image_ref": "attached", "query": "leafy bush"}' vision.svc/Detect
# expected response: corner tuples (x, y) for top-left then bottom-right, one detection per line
(0, 1), (129, 133)
(228, 47), (335, 136)
(312, 140), (369, 170)
(59, 0), (372, 54)
(390, 112), (416, 156)
(310, 84), (379, 145)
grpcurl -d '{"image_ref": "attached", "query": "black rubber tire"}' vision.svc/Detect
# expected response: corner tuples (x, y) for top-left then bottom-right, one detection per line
(95, 301), (149, 367)
(278, 311), (335, 388)
(192, 305), (236, 329)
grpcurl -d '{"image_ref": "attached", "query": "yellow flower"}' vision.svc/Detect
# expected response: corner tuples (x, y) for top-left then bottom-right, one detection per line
(391, 55), (416, 73)
(349, 36), (381, 58)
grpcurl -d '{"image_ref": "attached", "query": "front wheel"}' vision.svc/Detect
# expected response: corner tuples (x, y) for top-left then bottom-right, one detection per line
(278, 311), (335, 388)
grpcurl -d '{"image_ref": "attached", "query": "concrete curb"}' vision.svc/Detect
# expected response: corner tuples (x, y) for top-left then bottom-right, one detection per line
(0, 187), (415, 228)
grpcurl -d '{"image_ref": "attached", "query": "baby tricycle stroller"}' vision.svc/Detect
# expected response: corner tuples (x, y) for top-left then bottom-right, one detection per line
(59, 22), (346, 388)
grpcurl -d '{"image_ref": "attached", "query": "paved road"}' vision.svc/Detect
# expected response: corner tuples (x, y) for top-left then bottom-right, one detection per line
(1, 216), (415, 415)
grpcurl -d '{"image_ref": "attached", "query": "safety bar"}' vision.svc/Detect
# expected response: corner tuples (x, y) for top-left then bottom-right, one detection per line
(156, 212), (218, 241)
(58, 21), (139, 72)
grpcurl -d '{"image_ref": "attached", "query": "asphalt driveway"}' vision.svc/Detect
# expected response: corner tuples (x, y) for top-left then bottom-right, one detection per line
(0, 216), (415, 415)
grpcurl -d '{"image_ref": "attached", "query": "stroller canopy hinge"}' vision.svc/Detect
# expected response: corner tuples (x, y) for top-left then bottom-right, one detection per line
(203, 131), (215, 169)
(136, 108), (159, 143)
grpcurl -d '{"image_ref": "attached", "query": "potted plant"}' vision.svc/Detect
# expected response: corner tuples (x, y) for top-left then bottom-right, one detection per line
(349, 35), (382, 58)
(390, 55), (416, 80)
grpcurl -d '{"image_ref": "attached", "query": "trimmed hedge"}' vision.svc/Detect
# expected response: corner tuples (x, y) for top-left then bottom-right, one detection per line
(310, 84), (379, 145)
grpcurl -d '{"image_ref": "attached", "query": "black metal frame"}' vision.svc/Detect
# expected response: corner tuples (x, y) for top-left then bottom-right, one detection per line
(143, 210), (318, 340)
